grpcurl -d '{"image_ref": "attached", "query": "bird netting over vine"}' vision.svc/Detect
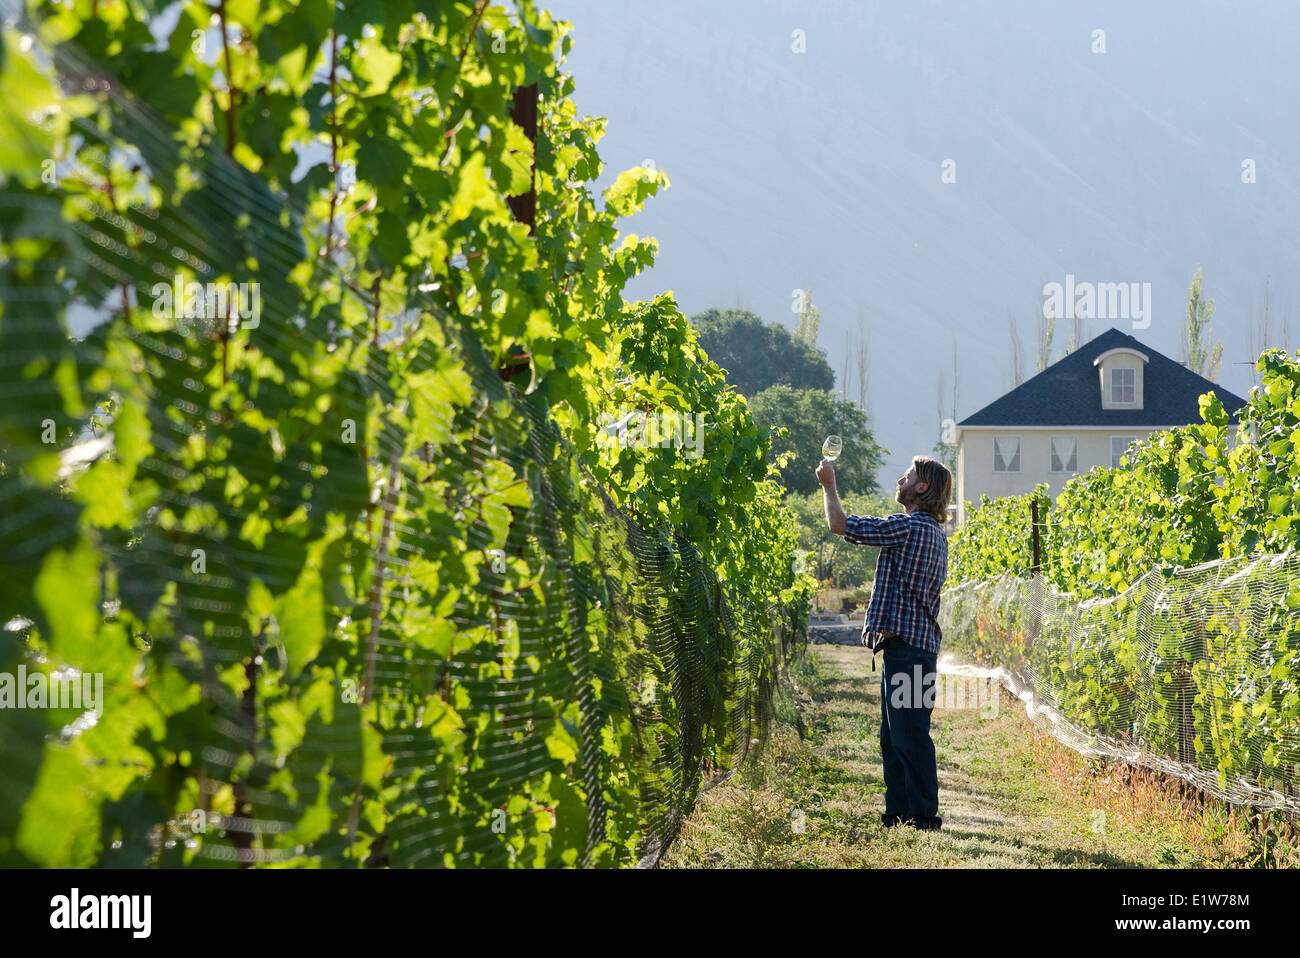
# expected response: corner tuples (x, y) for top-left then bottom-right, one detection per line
(0, 3), (811, 867)
(939, 552), (1300, 811)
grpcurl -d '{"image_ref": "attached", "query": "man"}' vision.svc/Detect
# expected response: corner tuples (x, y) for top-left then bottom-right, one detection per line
(816, 455), (952, 832)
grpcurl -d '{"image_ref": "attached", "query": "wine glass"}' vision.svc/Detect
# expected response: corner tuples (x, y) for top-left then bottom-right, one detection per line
(822, 435), (842, 461)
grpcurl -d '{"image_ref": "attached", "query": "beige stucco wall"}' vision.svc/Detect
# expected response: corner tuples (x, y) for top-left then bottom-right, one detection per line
(955, 428), (1159, 524)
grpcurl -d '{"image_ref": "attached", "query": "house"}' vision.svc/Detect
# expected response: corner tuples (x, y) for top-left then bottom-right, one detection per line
(950, 327), (1248, 525)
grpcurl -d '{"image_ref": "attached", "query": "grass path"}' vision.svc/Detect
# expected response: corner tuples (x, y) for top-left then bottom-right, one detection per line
(662, 643), (1293, 868)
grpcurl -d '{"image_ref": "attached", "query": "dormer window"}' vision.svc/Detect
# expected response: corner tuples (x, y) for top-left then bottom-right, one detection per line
(1094, 346), (1148, 411)
(1111, 367), (1136, 404)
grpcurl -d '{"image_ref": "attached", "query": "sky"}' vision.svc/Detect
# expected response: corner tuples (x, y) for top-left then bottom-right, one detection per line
(544, 0), (1300, 488)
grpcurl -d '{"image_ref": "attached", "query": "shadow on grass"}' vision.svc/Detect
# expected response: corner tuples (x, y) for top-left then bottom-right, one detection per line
(940, 827), (1146, 868)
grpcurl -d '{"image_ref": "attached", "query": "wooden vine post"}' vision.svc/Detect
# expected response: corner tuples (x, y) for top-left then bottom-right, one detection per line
(1031, 499), (1041, 575)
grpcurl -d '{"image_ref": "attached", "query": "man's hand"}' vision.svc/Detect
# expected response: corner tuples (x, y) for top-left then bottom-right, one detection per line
(816, 458), (836, 488)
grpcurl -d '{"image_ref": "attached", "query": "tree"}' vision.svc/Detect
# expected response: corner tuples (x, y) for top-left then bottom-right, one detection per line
(794, 289), (821, 347)
(854, 322), (871, 419)
(785, 488), (900, 590)
(1183, 266), (1223, 382)
(840, 328), (851, 401)
(1008, 312), (1025, 388)
(1065, 302), (1085, 356)
(837, 321), (872, 417)
(691, 307), (834, 396)
(932, 336), (958, 471)
(1248, 279), (1274, 389)
(1037, 301), (1056, 372)
(748, 385), (887, 495)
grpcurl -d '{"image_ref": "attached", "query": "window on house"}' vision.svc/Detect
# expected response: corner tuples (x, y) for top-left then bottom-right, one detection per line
(994, 436), (1020, 472)
(1050, 436), (1078, 473)
(1111, 367), (1136, 404)
(1110, 435), (1137, 468)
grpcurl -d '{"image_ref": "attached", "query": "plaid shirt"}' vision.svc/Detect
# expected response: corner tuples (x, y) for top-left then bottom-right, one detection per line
(843, 510), (948, 654)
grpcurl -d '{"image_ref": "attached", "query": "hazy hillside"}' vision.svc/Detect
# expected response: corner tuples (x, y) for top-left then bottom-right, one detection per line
(548, 0), (1299, 487)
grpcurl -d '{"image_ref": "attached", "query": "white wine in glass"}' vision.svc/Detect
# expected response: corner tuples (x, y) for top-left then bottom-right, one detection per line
(822, 435), (842, 461)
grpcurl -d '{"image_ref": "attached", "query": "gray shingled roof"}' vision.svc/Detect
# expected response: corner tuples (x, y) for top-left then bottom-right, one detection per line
(957, 327), (1248, 427)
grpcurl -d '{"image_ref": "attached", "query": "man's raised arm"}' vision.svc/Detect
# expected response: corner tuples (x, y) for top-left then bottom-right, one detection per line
(816, 458), (909, 546)
(816, 457), (847, 535)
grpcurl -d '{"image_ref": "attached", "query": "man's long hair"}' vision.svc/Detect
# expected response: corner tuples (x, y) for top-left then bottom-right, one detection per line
(911, 455), (953, 524)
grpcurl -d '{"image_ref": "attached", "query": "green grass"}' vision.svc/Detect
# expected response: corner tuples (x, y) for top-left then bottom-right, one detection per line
(661, 643), (1300, 868)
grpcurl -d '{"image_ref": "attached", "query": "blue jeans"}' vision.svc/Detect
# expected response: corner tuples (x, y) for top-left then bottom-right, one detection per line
(879, 638), (941, 829)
